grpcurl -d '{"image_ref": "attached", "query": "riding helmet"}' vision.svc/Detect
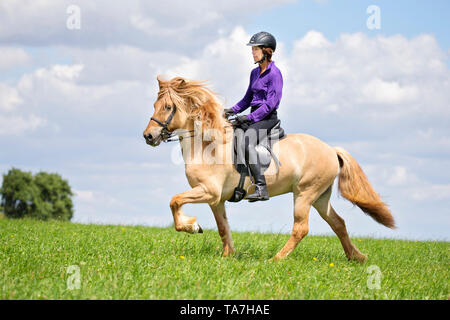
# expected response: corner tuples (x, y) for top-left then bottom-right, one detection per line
(246, 31), (277, 52)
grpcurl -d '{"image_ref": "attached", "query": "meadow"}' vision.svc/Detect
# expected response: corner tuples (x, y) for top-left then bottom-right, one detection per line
(0, 218), (448, 299)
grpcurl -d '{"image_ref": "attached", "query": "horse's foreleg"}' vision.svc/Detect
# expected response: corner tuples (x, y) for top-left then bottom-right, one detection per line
(210, 201), (235, 257)
(170, 184), (215, 234)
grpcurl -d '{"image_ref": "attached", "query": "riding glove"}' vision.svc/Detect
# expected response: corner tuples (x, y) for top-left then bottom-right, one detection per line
(236, 115), (250, 123)
(236, 115), (251, 130)
(223, 108), (235, 118)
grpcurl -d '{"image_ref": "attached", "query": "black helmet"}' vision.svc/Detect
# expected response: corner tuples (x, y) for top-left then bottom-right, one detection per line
(247, 31), (277, 52)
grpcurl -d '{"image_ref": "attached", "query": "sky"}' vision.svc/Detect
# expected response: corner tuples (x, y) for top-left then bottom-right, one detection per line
(0, 0), (449, 241)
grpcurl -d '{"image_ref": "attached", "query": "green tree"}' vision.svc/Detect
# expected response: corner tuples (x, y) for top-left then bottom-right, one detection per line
(34, 172), (73, 220)
(0, 168), (73, 221)
(0, 168), (37, 219)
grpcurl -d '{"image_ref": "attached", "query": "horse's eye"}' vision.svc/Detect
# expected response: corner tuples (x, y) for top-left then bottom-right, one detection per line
(165, 105), (172, 111)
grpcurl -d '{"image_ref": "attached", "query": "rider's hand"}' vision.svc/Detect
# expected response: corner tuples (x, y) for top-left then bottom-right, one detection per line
(223, 108), (235, 118)
(235, 115), (251, 130)
(236, 115), (250, 124)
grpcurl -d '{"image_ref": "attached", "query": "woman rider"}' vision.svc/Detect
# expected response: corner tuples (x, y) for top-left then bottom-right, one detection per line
(224, 31), (283, 202)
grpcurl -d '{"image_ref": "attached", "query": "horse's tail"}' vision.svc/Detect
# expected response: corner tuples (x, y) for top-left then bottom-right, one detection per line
(334, 147), (396, 229)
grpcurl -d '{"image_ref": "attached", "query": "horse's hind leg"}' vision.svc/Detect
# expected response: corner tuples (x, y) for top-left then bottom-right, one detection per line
(272, 191), (311, 261)
(312, 185), (368, 263)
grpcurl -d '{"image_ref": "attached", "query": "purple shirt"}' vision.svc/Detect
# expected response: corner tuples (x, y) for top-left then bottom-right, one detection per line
(231, 61), (283, 123)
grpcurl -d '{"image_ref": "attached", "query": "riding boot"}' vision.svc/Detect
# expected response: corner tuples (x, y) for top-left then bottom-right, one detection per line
(246, 162), (270, 202)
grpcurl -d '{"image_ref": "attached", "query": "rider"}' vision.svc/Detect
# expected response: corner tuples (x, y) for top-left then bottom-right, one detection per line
(224, 31), (283, 202)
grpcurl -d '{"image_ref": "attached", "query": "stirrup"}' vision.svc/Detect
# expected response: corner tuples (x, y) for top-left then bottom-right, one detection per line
(228, 167), (249, 203)
(246, 185), (269, 202)
(246, 181), (257, 195)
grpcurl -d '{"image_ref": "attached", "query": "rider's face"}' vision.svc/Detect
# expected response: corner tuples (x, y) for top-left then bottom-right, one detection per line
(252, 46), (263, 62)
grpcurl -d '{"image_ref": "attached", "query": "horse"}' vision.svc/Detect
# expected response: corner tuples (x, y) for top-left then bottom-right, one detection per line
(143, 75), (395, 262)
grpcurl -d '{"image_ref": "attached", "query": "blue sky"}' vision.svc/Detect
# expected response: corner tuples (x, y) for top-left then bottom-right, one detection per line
(248, 0), (450, 55)
(0, 0), (449, 241)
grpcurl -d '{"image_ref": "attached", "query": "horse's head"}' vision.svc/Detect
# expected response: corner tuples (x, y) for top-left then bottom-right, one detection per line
(143, 76), (191, 147)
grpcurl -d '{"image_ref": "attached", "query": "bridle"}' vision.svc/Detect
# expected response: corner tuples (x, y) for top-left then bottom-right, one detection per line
(150, 104), (236, 143)
(151, 104), (176, 141)
(150, 105), (198, 142)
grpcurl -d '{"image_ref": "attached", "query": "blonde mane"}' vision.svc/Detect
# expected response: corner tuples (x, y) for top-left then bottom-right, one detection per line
(157, 76), (230, 143)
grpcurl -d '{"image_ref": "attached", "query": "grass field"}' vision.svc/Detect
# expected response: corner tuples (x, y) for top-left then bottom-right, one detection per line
(0, 218), (448, 300)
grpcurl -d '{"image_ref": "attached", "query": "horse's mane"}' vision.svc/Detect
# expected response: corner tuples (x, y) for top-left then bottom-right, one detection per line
(157, 76), (230, 143)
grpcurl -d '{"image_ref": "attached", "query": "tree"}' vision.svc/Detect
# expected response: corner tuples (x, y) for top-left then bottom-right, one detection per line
(0, 168), (73, 221)
(0, 168), (37, 219)
(34, 171), (73, 220)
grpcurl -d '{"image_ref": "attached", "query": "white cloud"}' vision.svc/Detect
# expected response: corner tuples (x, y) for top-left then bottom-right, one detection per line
(161, 26), (254, 102)
(293, 30), (331, 49)
(73, 189), (95, 202)
(74, 189), (121, 206)
(40, 64), (84, 81)
(15, 63), (145, 116)
(0, 46), (31, 70)
(408, 184), (450, 201)
(0, 83), (22, 111)
(272, 31), (450, 142)
(129, 14), (157, 35)
(58, 45), (181, 84)
(386, 166), (418, 186)
(0, 114), (46, 135)
(0, 60), (149, 137)
(0, 0), (293, 51)
(361, 78), (418, 105)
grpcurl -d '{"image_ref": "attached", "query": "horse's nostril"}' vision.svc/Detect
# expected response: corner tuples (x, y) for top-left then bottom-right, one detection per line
(145, 133), (153, 140)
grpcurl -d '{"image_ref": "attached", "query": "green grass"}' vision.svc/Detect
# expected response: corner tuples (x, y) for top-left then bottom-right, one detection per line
(0, 218), (448, 299)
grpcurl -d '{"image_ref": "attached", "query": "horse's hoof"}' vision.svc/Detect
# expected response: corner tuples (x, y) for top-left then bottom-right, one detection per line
(268, 257), (280, 263)
(349, 253), (368, 263)
(192, 221), (202, 234)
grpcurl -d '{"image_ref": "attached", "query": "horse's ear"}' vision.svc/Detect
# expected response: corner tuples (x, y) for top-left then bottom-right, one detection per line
(172, 77), (187, 89)
(157, 75), (166, 90)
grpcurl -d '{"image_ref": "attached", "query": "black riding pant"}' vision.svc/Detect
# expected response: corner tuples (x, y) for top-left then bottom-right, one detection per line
(243, 110), (279, 165)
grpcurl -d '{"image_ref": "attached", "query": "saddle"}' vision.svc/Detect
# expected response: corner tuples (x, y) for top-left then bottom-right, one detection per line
(228, 120), (286, 202)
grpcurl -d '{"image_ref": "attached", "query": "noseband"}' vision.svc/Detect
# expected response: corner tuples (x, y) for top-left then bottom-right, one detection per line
(150, 104), (177, 141)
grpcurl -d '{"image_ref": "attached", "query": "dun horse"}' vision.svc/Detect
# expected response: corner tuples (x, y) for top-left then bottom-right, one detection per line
(143, 76), (395, 262)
